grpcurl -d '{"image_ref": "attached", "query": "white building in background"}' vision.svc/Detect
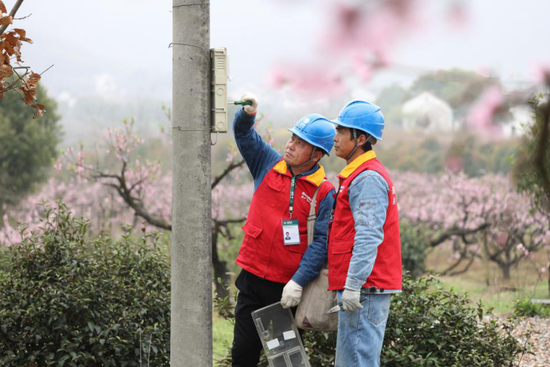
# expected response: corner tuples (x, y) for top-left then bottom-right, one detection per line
(402, 92), (454, 131)
(502, 105), (532, 137)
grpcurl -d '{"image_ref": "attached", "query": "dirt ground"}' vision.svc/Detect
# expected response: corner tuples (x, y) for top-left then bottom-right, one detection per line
(513, 317), (550, 367)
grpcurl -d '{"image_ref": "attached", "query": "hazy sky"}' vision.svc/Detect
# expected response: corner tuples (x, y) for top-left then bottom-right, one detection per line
(13, 0), (550, 105)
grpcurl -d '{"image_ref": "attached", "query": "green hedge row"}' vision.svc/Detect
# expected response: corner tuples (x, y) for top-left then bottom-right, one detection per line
(0, 203), (170, 366)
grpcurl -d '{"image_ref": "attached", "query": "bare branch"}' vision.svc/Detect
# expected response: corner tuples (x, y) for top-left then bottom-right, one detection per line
(94, 169), (172, 230)
(447, 255), (476, 276)
(14, 12), (31, 20)
(39, 64), (54, 75)
(429, 223), (489, 247)
(0, 0), (25, 35)
(211, 159), (245, 189)
(439, 251), (469, 276)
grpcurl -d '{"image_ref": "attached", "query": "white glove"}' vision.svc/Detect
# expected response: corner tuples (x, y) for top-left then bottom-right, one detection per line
(280, 280), (303, 309)
(241, 92), (259, 115)
(341, 288), (363, 312)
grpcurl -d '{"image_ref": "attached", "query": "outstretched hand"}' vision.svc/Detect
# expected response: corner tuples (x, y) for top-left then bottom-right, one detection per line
(241, 92), (259, 115)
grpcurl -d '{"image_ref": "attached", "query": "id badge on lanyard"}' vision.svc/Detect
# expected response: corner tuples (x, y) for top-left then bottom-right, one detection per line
(282, 176), (300, 245)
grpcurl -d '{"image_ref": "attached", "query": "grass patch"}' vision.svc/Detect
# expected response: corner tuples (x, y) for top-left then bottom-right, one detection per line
(213, 312), (233, 364)
(426, 246), (549, 314)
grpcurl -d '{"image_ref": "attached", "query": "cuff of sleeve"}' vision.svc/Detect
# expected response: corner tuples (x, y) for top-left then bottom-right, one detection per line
(344, 279), (364, 291)
(242, 107), (257, 117)
(291, 271), (309, 288)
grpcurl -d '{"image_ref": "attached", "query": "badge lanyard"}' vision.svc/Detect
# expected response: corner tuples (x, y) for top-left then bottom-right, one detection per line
(289, 176), (297, 218)
(282, 176), (300, 245)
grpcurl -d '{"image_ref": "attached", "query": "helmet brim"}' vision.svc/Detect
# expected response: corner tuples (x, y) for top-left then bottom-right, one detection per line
(288, 127), (331, 156)
(331, 118), (383, 141)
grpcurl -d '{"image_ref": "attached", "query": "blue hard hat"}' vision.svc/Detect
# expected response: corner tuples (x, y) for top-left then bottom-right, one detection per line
(288, 113), (336, 156)
(333, 100), (385, 140)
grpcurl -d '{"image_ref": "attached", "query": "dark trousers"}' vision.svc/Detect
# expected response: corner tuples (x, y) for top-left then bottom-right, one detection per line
(231, 269), (287, 367)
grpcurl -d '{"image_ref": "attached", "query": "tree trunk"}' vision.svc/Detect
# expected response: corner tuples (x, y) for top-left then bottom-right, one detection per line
(212, 224), (230, 299)
(501, 264), (511, 280)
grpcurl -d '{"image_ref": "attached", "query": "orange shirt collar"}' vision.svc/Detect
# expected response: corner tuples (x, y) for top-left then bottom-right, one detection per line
(338, 150), (377, 179)
(273, 160), (326, 187)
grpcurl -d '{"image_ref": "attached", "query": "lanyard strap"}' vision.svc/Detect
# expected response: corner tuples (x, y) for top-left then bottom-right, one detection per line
(289, 176), (297, 218)
(329, 183), (342, 223)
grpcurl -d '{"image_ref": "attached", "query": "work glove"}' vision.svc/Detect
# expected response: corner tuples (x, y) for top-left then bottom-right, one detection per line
(341, 288), (363, 312)
(280, 280), (303, 309)
(241, 92), (259, 115)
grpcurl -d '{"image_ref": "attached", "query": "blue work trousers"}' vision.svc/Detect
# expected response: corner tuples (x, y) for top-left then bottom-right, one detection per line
(335, 291), (391, 367)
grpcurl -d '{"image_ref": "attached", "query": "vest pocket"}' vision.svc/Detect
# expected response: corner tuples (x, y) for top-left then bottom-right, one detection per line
(265, 174), (284, 192)
(239, 222), (263, 260)
(242, 221), (262, 238)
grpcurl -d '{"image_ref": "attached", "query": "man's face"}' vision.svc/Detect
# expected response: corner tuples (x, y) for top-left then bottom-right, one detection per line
(284, 134), (314, 167)
(333, 126), (355, 159)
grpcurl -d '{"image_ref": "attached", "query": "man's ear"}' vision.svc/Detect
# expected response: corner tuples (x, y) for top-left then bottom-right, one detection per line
(313, 149), (324, 163)
(356, 133), (368, 146)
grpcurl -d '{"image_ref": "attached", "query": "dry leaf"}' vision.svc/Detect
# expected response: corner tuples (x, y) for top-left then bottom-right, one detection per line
(13, 28), (26, 38)
(0, 15), (12, 26)
(28, 72), (40, 87)
(3, 40), (14, 55)
(6, 32), (18, 46)
(13, 28), (32, 43)
(0, 63), (11, 78)
(0, 1), (6, 14)
(20, 88), (35, 104)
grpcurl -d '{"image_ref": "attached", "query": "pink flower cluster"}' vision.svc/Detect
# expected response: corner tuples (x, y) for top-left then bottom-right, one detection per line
(268, 0), (427, 95)
(394, 170), (550, 257)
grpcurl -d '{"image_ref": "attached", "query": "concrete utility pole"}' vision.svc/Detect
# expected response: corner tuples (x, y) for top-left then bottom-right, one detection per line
(171, 0), (212, 366)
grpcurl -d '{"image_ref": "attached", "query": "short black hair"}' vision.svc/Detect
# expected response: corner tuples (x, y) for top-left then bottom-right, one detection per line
(351, 129), (374, 152)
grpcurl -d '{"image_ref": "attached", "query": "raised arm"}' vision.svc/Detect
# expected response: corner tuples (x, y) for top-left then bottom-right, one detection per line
(233, 93), (281, 188)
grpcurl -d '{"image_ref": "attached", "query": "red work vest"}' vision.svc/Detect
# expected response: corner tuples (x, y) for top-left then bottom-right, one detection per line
(328, 152), (402, 291)
(236, 160), (335, 283)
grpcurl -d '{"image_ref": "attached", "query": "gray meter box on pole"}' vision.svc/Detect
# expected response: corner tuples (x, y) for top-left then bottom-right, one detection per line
(211, 48), (227, 133)
(252, 302), (311, 367)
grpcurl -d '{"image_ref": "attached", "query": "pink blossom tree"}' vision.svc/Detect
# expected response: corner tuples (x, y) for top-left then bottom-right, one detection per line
(56, 117), (261, 297)
(395, 171), (550, 282)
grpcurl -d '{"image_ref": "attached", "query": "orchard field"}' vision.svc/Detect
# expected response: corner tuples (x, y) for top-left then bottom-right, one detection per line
(2, 0), (550, 366)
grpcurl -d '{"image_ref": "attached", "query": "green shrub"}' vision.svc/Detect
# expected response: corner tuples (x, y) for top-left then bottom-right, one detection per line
(514, 298), (550, 318)
(400, 220), (430, 278)
(380, 274), (526, 366)
(218, 274), (528, 366)
(0, 202), (170, 366)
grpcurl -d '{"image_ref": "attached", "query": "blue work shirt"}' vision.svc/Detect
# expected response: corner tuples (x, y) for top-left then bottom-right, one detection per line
(233, 108), (335, 287)
(344, 170), (400, 293)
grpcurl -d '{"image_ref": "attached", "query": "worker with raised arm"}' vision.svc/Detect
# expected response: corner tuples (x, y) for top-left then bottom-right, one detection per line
(231, 93), (336, 367)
